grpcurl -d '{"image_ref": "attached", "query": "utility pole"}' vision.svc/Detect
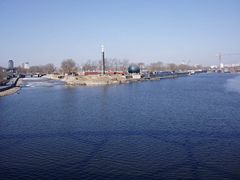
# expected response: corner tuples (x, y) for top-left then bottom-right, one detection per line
(218, 53), (222, 71)
(101, 45), (105, 74)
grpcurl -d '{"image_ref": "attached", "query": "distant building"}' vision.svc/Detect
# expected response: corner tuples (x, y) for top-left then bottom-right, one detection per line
(8, 60), (14, 70)
(210, 65), (218, 69)
(23, 62), (30, 69)
(220, 63), (224, 69)
(6, 60), (17, 78)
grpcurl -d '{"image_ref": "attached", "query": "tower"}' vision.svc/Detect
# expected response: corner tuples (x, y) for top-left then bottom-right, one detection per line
(218, 53), (222, 70)
(101, 45), (106, 74)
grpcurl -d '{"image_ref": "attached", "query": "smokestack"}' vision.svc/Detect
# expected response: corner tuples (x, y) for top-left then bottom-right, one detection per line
(101, 45), (105, 74)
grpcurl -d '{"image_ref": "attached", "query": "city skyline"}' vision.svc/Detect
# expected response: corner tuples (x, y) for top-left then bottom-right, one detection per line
(0, 0), (240, 67)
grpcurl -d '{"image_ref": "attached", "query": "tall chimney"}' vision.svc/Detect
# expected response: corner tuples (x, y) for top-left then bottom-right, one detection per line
(101, 45), (105, 74)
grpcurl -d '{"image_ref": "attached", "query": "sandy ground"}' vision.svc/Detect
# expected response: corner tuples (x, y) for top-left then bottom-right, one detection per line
(63, 74), (128, 86)
(45, 74), (129, 86)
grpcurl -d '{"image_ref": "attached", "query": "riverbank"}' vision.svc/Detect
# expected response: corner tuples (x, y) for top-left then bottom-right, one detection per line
(0, 78), (22, 97)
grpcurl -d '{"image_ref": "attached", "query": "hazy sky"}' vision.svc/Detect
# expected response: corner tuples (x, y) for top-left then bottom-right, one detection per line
(0, 0), (240, 67)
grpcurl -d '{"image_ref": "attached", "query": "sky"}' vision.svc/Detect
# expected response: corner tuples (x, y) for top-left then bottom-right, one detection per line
(0, 0), (240, 67)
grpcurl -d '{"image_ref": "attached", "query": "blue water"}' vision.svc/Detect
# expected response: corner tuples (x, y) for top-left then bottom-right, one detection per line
(1, 74), (240, 179)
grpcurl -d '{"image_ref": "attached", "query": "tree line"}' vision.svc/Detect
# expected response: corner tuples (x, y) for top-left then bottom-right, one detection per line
(0, 67), (6, 83)
(14, 59), (207, 75)
(146, 61), (205, 72)
(17, 64), (55, 74)
(16, 59), (130, 75)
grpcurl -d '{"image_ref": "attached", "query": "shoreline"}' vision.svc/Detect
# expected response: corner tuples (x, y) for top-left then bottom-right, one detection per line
(0, 78), (22, 97)
(0, 72), (200, 97)
(61, 73), (191, 86)
(44, 73), (192, 87)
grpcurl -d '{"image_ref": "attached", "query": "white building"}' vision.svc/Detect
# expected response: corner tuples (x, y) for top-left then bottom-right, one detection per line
(23, 62), (30, 69)
(220, 63), (224, 68)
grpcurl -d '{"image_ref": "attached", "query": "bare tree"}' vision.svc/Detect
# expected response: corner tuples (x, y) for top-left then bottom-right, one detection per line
(194, 64), (203, 70)
(138, 62), (145, 72)
(82, 60), (91, 71)
(82, 60), (98, 72)
(105, 58), (116, 71)
(44, 64), (55, 74)
(29, 66), (43, 74)
(166, 63), (177, 72)
(0, 67), (7, 83)
(61, 59), (77, 75)
(178, 64), (190, 71)
(148, 61), (164, 72)
(113, 58), (121, 71)
(16, 66), (28, 74)
(120, 59), (129, 72)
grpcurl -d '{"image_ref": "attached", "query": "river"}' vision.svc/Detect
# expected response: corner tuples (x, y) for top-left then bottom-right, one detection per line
(0, 73), (240, 179)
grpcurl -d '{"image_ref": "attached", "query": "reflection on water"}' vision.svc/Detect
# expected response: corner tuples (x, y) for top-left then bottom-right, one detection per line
(0, 74), (240, 179)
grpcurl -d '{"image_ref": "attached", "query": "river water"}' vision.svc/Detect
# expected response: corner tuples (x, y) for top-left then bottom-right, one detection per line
(0, 74), (240, 179)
